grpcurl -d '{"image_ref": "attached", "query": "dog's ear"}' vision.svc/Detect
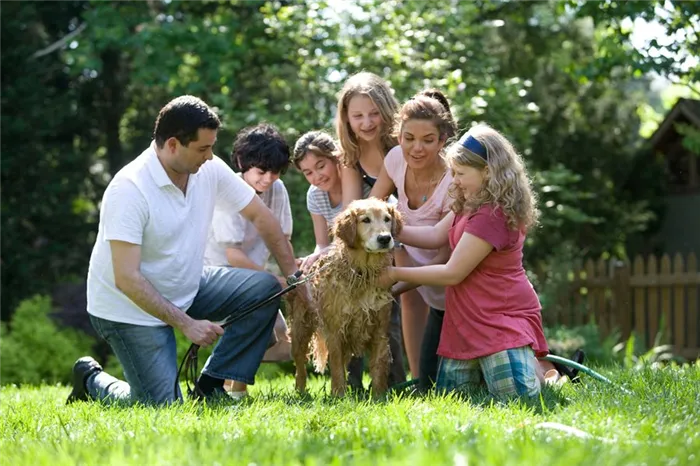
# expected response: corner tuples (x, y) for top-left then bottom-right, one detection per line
(389, 204), (404, 238)
(333, 208), (357, 248)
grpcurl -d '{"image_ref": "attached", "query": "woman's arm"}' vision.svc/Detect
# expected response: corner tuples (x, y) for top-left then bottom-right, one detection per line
(368, 165), (395, 200)
(341, 165), (364, 208)
(388, 232), (492, 287)
(398, 211), (454, 250)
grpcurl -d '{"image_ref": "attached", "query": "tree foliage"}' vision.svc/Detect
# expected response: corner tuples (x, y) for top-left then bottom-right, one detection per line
(2, 0), (696, 318)
(2, 1), (100, 319)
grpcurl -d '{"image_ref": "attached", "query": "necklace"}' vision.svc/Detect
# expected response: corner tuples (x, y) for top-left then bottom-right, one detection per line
(410, 166), (442, 204)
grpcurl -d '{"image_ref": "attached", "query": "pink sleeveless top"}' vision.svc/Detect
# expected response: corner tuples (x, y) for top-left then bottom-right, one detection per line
(384, 146), (453, 310)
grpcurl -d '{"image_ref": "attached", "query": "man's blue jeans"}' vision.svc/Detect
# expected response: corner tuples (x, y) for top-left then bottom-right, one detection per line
(86, 266), (281, 405)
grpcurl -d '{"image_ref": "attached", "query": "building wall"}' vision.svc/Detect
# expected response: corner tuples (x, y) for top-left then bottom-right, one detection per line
(660, 193), (700, 256)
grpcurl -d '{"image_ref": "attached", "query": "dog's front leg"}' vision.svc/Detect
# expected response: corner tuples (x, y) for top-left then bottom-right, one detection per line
(368, 303), (392, 398)
(291, 317), (314, 393)
(327, 341), (347, 397)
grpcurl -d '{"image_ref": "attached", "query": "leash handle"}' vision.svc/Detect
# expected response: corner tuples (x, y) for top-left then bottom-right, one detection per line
(174, 343), (201, 400)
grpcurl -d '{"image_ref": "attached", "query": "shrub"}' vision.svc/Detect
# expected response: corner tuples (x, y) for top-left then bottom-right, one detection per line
(0, 295), (96, 386)
(544, 323), (619, 364)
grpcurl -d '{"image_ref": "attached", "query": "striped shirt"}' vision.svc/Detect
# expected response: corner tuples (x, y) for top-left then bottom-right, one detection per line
(306, 183), (371, 224)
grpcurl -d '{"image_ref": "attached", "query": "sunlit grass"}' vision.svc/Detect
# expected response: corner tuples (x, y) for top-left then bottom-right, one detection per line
(2, 363), (699, 465)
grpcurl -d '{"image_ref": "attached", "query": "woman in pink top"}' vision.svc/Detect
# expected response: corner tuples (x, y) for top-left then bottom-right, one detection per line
(380, 124), (549, 400)
(370, 89), (457, 390)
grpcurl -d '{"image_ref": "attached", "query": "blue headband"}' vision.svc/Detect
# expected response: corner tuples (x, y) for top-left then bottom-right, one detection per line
(459, 133), (488, 160)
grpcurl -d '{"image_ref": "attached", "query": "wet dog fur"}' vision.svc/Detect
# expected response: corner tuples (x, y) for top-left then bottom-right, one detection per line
(288, 198), (403, 397)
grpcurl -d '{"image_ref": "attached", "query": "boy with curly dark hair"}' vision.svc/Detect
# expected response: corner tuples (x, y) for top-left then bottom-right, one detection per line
(204, 122), (294, 399)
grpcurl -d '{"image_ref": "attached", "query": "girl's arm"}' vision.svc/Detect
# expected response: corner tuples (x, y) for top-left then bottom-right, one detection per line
(299, 213), (332, 271)
(391, 245), (451, 297)
(387, 232), (493, 287)
(398, 211), (455, 250)
(310, 213), (331, 251)
(341, 165), (364, 208)
(368, 165), (396, 200)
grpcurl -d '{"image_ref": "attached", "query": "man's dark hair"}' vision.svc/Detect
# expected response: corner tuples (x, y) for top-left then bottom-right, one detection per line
(153, 95), (221, 148)
(232, 123), (290, 175)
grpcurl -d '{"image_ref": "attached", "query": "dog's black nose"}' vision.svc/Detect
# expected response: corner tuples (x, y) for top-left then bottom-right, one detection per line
(377, 234), (392, 246)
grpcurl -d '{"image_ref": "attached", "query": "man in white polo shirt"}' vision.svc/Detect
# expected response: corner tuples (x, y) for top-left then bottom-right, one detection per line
(66, 95), (304, 405)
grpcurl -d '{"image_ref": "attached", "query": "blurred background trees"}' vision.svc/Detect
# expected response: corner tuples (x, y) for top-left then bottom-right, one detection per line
(2, 0), (698, 320)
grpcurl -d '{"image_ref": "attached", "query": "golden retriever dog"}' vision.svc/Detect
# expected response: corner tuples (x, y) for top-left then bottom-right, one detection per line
(288, 198), (403, 397)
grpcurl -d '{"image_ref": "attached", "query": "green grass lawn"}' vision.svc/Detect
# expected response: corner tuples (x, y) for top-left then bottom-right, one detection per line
(2, 363), (699, 466)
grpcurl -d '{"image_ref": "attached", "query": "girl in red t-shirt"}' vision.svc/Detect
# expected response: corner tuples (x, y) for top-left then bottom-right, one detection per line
(381, 124), (549, 400)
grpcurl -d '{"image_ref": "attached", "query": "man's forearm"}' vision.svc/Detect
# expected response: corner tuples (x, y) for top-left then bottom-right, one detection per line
(255, 217), (298, 278)
(268, 238), (298, 278)
(116, 272), (191, 330)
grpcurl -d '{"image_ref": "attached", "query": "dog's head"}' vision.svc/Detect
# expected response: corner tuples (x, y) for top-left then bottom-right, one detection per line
(333, 197), (404, 252)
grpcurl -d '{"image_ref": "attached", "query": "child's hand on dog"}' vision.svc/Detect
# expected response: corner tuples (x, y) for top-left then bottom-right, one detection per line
(298, 245), (335, 272)
(298, 253), (320, 272)
(378, 266), (397, 289)
(391, 281), (417, 298)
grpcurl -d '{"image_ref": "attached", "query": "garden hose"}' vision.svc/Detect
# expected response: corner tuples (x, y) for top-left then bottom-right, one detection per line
(539, 354), (612, 384)
(387, 355), (632, 394)
(539, 354), (632, 393)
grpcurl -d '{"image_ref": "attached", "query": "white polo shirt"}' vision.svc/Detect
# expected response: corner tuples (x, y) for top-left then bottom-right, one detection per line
(87, 142), (255, 326)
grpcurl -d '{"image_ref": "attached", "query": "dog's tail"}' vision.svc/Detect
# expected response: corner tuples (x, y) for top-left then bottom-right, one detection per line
(311, 334), (329, 373)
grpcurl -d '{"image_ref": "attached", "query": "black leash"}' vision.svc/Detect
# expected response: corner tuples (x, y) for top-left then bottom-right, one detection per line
(175, 268), (321, 400)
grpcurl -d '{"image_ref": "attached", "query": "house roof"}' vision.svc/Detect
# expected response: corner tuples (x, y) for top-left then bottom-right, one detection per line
(649, 98), (700, 150)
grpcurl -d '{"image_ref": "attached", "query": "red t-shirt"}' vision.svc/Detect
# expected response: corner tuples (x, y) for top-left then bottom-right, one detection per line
(438, 204), (549, 360)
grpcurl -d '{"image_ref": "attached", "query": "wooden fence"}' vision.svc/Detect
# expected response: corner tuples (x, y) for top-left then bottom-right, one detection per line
(543, 252), (699, 360)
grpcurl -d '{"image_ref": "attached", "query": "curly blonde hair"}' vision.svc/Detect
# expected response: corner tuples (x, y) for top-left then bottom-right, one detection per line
(446, 124), (540, 231)
(335, 72), (398, 167)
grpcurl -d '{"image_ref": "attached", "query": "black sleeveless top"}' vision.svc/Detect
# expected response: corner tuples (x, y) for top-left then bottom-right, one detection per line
(357, 162), (398, 196)
(357, 162), (376, 188)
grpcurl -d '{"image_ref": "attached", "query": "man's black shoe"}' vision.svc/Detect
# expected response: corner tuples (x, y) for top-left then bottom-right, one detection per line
(550, 349), (586, 383)
(66, 356), (103, 404)
(568, 349), (586, 384)
(189, 387), (247, 405)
